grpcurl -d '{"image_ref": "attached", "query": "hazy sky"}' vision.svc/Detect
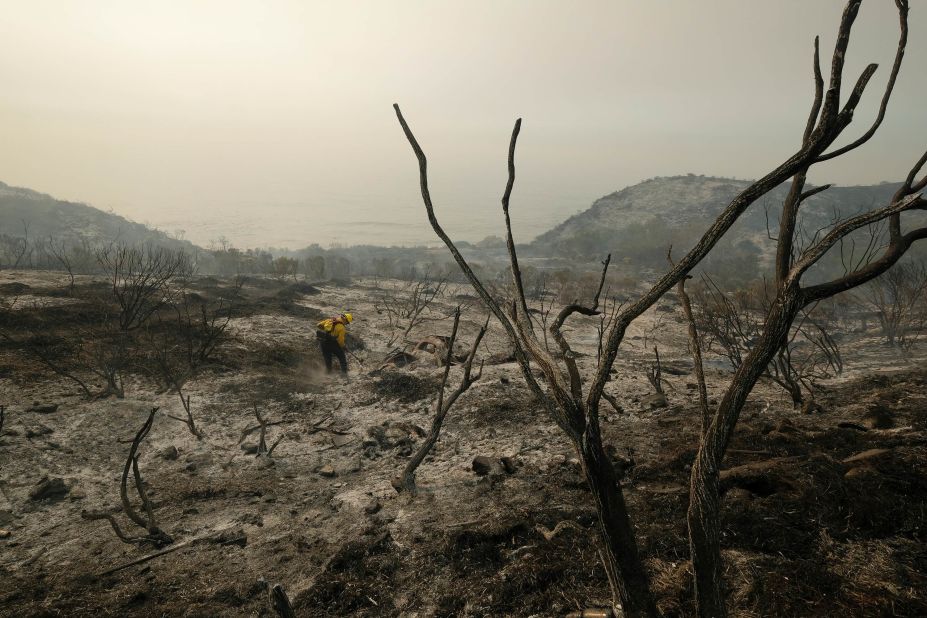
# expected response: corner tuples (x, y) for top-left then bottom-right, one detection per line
(1, 1), (924, 248)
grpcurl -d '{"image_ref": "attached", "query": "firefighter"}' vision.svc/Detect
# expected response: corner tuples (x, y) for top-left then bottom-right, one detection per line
(316, 312), (353, 376)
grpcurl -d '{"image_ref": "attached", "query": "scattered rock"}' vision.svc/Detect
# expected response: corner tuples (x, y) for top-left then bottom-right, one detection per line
(862, 404), (894, 429)
(28, 403), (59, 414)
(472, 456), (496, 476)
(366, 421), (424, 450)
(318, 465), (337, 478)
(25, 424), (53, 439)
(254, 456), (275, 469)
(28, 477), (69, 502)
(0, 529), (10, 539)
(159, 446), (179, 461)
(642, 392), (668, 409)
(331, 433), (354, 448)
(364, 498), (381, 515)
(500, 456), (519, 474)
(241, 443), (259, 455)
(366, 425), (387, 444)
(213, 528), (248, 547)
(238, 513), (264, 527)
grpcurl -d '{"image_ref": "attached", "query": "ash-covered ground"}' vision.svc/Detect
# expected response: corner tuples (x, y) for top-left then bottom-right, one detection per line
(1, 271), (926, 617)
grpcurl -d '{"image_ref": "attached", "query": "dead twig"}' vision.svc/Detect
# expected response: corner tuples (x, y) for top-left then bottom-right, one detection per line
(393, 308), (488, 496)
(82, 408), (172, 548)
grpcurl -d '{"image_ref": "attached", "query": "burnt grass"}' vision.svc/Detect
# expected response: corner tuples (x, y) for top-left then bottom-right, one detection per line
(373, 370), (441, 403)
(6, 364), (927, 616)
(292, 374), (927, 616)
(2, 274), (926, 616)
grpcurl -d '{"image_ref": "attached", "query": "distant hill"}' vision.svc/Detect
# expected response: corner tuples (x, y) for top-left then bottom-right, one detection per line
(529, 175), (904, 279)
(0, 180), (198, 253)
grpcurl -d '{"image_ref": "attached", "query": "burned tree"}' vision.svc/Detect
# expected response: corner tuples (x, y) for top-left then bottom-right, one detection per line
(147, 292), (232, 438)
(394, 2), (917, 615)
(672, 260), (711, 435)
(373, 268), (451, 347)
(692, 278), (842, 408)
(394, 107), (657, 615)
(1, 309), (130, 400)
(687, 2), (924, 615)
(393, 307), (487, 496)
(45, 236), (77, 294)
(0, 221), (31, 269)
(96, 243), (192, 332)
(860, 259), (927, 347)
(0, 328), (94, 399)
(81, 408), (173, 547)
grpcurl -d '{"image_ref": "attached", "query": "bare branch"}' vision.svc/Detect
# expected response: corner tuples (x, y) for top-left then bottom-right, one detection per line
(394, 308), (488, 495)
(803, 36), (824, 143)
(800, 184), (832, 204)
(500, 118), (533, 330)
(393, 103), (565, 424)
(86, 408), (172, 548)
(817, 0), (863, 128)
(790, 192), (922, 283)
(120, 409), (157, 529)
(817, 0), (909, 161)
(670, 246), (710, 436)
(903, 148), (927, 192)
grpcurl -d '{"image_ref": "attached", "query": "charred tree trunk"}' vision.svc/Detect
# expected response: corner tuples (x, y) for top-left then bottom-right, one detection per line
(688, 292), (802, 617)
(578, 416), (657, 618)
(393, 6), (920, 608)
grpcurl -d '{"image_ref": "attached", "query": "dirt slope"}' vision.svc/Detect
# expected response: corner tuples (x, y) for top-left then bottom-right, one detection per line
(1, 271), (926, 617)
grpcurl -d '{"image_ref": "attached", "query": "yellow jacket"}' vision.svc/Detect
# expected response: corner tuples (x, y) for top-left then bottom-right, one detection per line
(317, 318), (347, 348)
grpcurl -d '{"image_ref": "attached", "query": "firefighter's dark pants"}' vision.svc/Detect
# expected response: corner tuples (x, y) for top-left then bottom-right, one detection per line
(317, 331), (348, 374)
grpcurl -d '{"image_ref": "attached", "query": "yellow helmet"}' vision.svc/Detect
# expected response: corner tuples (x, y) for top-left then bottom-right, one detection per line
(342, 312), (353, 323)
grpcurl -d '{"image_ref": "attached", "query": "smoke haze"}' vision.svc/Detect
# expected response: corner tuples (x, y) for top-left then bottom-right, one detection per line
(1, 0), (924, 248)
